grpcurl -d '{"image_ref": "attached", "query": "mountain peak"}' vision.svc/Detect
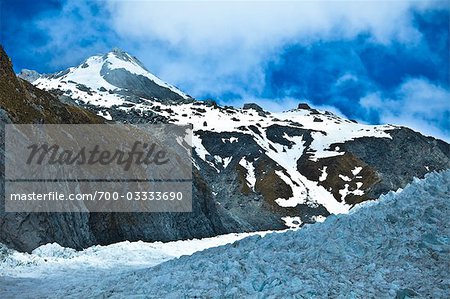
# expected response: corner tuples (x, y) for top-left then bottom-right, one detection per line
(106, 48), (145, 69)
(111, 47), (127, 55)
(17, 69), (42, 83)
(33, 49), (190, 103)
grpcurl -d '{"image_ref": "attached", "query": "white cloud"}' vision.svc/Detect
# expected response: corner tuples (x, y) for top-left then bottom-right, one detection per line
(32, 0), (112, 69)
(26, 0), (449, 141)
(105, 0), (441, 99)
(335, 73), (359, 86)
(108, 0), (431, 48)
(360, 78), (450, 141)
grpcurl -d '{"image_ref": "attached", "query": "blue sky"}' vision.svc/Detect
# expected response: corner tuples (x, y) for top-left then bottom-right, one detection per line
(1, 0), (449, 141)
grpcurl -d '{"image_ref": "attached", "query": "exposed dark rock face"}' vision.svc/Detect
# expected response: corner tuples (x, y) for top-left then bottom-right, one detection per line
(265, 124), (313, 148)
(297, 103), (311, 110)
(339, 128), (450, 199)
(243, 103), (266, 115)
(298, 152), (380, 205)
(100, 65), (186, 102)
(88, 170), (227, 246)
(0, 46), (104, 252)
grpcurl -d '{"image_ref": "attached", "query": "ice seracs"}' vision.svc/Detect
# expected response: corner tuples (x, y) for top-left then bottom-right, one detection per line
(2, 171), (448, 297)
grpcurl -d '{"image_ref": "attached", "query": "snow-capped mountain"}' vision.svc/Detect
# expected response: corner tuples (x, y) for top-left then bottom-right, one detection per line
(27, 48), (190, 106)
(28, 48), (449, 212)
(2, 47), (449, 252)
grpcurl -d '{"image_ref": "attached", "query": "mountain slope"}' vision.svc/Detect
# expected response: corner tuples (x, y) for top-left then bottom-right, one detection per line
(0, 47), (104, 124)
(0, 45), (105, 252)
(1, 171), (448, 298)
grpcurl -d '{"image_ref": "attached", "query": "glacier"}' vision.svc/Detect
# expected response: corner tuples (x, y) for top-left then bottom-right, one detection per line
(1, 170), (449, 298)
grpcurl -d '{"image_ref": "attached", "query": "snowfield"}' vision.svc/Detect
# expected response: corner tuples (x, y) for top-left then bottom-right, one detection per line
(1, 171), (449, 298)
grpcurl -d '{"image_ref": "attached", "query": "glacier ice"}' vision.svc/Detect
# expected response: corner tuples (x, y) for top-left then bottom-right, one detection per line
(0, 171), (449, 298)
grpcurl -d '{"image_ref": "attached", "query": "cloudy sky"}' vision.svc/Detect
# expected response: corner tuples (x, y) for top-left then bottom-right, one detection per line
(2, 0), (449, 140)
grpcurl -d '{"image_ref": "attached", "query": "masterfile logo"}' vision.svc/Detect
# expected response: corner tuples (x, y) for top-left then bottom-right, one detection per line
(4, 124), (193, 213)
(26, 141), (170, 171)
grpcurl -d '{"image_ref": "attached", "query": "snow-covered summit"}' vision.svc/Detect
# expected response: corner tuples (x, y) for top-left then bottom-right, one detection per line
(17, 69), (41, 82)
(33, 48), (190, 105)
